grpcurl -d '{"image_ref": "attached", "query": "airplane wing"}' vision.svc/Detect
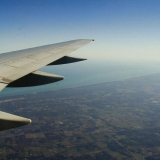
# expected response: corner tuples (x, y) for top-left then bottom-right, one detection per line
(0, 39), (93, 131)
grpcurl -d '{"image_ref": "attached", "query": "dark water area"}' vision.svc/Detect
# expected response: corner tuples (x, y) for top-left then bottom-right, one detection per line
(0, 59), (160, 97)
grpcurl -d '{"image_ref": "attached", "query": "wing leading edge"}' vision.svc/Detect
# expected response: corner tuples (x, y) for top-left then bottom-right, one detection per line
(0, 39), (94, 131)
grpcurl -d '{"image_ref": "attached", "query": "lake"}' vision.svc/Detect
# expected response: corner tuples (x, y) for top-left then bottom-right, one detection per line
(0, 59), (160, 97)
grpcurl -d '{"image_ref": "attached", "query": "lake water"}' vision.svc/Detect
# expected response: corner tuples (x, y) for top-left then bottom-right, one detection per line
(0, 59), (160, 97)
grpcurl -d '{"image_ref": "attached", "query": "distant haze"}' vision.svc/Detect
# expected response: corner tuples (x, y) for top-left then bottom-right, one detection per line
(0, 60), (160, 97)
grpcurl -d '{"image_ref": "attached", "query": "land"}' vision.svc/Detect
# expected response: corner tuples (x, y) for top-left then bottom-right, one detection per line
(1, 73), (160, 159)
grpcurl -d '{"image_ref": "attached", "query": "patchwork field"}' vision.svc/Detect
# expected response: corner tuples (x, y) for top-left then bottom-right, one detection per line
(1, 73), (160, 159)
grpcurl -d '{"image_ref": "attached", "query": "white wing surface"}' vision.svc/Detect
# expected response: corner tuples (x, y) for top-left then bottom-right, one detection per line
(0, 39), (93, 90)
(0, 39), (93, 131)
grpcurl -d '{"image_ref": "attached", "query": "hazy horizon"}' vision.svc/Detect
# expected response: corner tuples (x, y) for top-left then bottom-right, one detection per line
(1, 59), (160, 97)
(1, 0), (160, 97)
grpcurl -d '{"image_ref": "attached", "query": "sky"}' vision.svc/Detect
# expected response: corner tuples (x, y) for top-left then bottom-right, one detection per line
(1, 0), (160, 62)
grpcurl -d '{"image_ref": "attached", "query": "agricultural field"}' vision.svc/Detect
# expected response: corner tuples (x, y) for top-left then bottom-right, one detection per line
(1, 74), (160, 159)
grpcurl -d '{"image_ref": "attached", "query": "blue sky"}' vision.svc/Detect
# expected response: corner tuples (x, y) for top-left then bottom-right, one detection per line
(1, 0), (160, 96)
(0, 0), (160, 62)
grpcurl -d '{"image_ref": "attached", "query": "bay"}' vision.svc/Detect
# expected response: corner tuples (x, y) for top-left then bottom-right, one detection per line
(0, 59), (160, 98)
